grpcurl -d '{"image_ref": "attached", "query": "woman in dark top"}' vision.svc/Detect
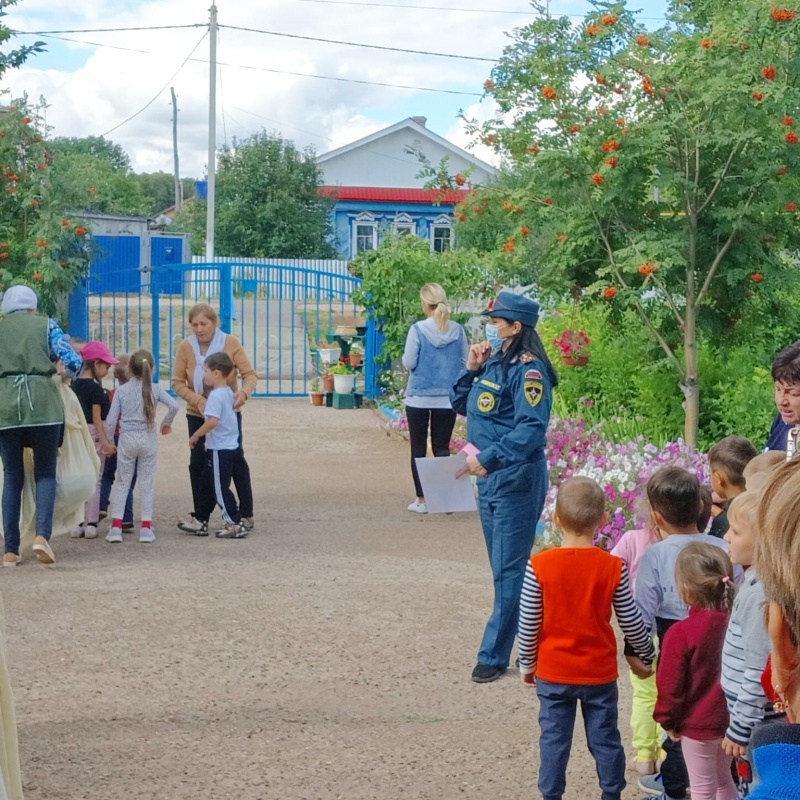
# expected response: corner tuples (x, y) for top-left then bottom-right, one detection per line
(70, 340), (117, 539)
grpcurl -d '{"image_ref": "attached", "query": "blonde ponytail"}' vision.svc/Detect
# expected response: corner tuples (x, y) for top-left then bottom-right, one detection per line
(420, 283), (450, 333)
(130, 349), (156, 427)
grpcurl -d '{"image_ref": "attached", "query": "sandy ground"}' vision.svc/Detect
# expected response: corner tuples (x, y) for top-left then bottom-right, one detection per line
(2, 400), (643, 800)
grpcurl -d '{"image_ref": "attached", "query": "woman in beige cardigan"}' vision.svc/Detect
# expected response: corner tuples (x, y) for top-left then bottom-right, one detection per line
(171, 303), (257, 535)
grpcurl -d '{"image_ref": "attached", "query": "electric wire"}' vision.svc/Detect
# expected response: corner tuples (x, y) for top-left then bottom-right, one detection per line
(18, 32), (483, 96)
(99, 31), (208, 138)
(14, 24), (205, 34)
(219, 23), (496, 62)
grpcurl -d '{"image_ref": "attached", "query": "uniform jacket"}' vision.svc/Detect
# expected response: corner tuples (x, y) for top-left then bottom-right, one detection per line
(450, 351), (552, 474)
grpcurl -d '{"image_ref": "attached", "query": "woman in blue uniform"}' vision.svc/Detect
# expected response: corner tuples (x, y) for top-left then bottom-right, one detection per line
(452, 292), (557, 683)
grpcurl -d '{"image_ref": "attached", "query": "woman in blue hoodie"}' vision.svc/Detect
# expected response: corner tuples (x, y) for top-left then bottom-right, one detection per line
(402, 283), (468, 513)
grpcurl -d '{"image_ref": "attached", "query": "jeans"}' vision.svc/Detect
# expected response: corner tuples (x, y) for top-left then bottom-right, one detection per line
(405, 406), (456, 498)
(536, 679), (626, 800)
(187, 413), (253, 522)
(476, 459), (548, 668)
(100, 435), (135, 524)
(0, 423), (62, 554)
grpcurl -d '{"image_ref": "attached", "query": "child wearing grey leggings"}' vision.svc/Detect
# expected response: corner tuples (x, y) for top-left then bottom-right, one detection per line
(104, 350), (178, 543)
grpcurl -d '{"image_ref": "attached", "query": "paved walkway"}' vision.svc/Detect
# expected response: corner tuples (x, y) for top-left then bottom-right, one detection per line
(2, 400), (635, 800)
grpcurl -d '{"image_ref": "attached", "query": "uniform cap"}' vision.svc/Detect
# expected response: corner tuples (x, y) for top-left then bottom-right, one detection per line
(480, 291), (540, 328)
(81, 341), (120, 365)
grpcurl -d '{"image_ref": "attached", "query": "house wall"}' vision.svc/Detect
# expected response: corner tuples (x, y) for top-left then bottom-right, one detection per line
(319, 129), (494, 189)
(332, 200), (455, 260)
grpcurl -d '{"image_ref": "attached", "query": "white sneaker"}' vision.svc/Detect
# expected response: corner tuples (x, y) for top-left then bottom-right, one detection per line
(84, 525), (98, 539)
(407, 500), (427, 513)
(139, 527), (155, 543)
(70, 524), (85, 539)
(106, 527), (123, 544)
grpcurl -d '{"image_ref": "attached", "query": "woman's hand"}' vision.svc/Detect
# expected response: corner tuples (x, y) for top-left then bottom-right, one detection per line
(455, 455), (488, 479)
(233, 390), (247, 410)
(466, 342), (492, 371)
(196, 397), (207, 414)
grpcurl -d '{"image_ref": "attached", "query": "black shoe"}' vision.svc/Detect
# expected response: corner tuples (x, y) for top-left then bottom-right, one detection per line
(471, 663), (507, 683)
(121, 522), (135, 531)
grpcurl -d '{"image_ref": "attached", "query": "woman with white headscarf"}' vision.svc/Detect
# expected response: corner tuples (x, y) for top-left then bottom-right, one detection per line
(0, 285), (82, 566)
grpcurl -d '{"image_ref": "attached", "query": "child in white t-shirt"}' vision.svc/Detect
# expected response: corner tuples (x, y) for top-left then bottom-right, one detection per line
(188, 353), (248, 539)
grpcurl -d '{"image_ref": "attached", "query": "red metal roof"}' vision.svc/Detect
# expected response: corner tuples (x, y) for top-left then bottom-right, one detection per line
(320, 186), (469, 204)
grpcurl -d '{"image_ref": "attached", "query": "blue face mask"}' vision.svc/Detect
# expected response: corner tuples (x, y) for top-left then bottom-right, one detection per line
(485, 323), (504, 352)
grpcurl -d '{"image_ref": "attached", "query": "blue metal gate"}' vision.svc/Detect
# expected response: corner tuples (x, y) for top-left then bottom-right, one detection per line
(68, 260), (380, 398)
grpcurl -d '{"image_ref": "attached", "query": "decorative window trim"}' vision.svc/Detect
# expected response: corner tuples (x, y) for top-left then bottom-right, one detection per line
(393, 213), (416, 236)
(430, 222), (453, 253)
(353, 219), (378, 255)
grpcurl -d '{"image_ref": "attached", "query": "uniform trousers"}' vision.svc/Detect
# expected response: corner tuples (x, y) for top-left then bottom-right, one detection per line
(476, 458), (548, 668)
(111, 430), (158, 522)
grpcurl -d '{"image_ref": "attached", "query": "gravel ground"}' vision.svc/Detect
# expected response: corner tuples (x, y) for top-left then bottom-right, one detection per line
(2, 400), (642, 800)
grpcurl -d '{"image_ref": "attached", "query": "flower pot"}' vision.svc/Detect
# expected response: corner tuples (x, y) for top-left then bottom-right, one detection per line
(309, 391), (324, 406)
(333, 374), (356, 394)
(322, 374), (335, 392)
(317, 347), (341, 364)
(349, 352), (363, 368)
(561, 354), (589, 367)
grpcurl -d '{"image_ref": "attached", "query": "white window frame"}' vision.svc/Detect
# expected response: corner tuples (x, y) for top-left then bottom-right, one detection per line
(430, 218), (453, 252)
(352, 213), (378, 255)
(393, 213), (416, 237)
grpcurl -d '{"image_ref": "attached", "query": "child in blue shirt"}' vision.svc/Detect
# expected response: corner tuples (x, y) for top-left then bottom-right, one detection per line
(188, 353), (248, 539)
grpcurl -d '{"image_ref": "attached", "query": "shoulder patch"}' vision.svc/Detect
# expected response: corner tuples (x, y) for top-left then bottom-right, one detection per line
(524, 380), (543, 408)
(477, 391), (496, 412)
(524, 368), (543, 381)
(519, 352), (536, 364)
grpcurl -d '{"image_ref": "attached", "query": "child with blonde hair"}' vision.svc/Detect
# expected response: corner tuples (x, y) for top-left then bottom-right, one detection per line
(519, 476), (655, 800)
(654, 542), (738, 800)
(742, 450), (784, 493)
(721, 491), (784, 787)
(104, 350), (178, 543)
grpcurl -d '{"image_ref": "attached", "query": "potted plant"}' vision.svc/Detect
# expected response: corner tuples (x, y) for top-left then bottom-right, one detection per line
(329, 362), (356, 394)
(309, 376), (324, 406)
(349, 342), (364, 369)
(316, 339), (341, 365)
(321, 369), (334, 393)
(553, 329), (590, 367)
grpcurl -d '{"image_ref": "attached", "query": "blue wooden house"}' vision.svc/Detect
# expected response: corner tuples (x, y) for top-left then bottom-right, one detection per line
(316, 117), (497, 259)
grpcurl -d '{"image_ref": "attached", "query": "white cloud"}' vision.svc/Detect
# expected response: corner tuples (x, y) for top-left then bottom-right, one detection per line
(3, 0), (664, 175)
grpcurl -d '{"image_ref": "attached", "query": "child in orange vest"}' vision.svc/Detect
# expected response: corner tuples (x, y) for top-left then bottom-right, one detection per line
(518, 476), (656, 800)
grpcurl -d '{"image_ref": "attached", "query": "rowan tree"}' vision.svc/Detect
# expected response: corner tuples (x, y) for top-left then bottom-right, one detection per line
(470, 0), (800, 445)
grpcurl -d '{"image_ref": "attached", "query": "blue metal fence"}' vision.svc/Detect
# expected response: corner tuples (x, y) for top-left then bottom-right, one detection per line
(69, 260), (380, 398)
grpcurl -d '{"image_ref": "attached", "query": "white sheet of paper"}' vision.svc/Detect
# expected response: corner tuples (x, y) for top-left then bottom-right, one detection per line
(415, 452), (478, 514)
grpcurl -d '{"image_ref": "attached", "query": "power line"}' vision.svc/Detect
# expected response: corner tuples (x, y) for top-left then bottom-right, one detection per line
(14, 24), (205, 34)
(220, 23), (496, 62)
(100, 31), (209, 137)
(18, 32), (483, 96)
(276, 0), (667, 19)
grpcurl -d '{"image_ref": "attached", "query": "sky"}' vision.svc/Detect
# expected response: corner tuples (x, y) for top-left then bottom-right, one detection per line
(4, 0), (668, 178)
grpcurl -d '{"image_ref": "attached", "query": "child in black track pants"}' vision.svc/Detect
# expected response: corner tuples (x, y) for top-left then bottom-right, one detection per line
(188, 352), (248, 539)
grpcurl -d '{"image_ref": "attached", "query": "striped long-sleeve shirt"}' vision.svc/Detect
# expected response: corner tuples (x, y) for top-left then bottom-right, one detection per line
(519, 553), (655, 682)
(720, 570), (783, 746)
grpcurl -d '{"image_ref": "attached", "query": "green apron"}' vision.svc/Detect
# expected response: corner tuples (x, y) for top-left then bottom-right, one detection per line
(0, 312), (64, 430)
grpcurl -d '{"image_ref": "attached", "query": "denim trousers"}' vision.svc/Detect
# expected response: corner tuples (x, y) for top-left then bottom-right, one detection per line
(536, 679), (626, 800)
(476, 459), (547, 668)
(0, 423), (62, 554)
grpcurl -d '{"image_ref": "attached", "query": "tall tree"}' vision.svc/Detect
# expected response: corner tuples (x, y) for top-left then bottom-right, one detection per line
(0, 0), (43, 79)
(471, 0), (800, 445)
(213, 131), (335, 258)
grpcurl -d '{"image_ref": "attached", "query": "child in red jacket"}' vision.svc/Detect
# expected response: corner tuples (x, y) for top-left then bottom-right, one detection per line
(654, 542), (737, 800)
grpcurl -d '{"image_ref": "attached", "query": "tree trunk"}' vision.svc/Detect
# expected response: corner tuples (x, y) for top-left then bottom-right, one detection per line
(684, 218), (699, 447)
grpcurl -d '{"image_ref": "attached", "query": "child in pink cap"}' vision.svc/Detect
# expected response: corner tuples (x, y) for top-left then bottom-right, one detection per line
(71, 341), (118, 539)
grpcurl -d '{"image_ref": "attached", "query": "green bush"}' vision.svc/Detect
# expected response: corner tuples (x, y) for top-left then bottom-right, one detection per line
(540, 304), (780, 449)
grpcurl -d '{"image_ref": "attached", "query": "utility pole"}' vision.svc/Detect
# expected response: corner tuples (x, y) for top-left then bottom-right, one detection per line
(205, 3), (218, 260)
(170, 87), (182, 213)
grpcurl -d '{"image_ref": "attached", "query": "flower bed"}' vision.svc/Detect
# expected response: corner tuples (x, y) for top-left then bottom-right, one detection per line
(379, 407), (708, 550)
